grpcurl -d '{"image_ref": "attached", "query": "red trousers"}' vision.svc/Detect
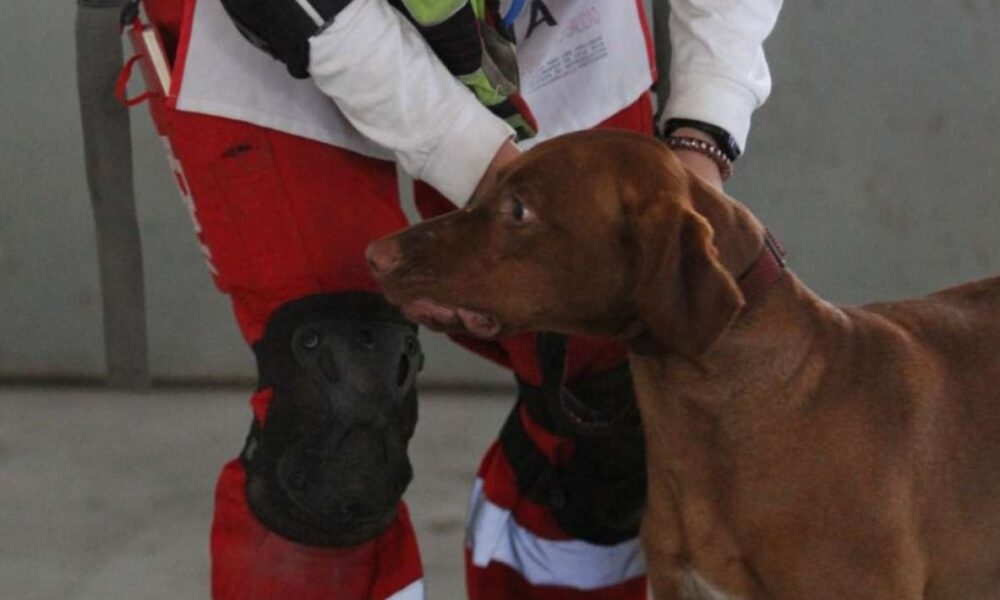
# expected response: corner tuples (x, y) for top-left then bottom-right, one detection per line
(141, 2), (653, 597)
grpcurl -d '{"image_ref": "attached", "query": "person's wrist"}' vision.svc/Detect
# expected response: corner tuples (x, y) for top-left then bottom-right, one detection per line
(661, 118), (742, 161)
(672, 126), (715, 146)
(669, 128), (725, 189)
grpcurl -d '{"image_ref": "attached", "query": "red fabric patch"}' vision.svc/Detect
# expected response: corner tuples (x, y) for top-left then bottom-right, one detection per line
(211, 460), (423, 600)
(154, 107), (404, 342)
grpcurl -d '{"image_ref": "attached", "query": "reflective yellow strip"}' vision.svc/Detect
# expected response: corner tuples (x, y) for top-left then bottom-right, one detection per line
(398, 0), (468, 26)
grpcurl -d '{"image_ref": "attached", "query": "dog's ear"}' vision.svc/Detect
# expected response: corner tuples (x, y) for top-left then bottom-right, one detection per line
(632, 180), (745, 359)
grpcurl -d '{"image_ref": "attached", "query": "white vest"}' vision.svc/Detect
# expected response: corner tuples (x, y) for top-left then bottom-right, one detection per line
(170, 0), (654, 158)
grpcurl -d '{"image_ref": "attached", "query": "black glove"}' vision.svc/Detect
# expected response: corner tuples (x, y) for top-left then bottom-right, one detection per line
(220, 0), (351, 78)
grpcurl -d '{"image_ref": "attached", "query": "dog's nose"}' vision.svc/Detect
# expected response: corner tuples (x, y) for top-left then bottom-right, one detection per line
(366, 238), (402, 276)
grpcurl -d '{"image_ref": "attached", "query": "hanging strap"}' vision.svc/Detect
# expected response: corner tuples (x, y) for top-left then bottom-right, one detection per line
(114, 53), (155, 106)
(76, 0), (150, 388)
(529, 332), (640, 438)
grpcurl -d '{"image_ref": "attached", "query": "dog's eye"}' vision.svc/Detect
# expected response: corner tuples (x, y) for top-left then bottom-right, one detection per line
(511, 200), (533, 222)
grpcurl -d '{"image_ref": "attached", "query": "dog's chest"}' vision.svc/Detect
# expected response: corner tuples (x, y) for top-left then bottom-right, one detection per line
(680, 569), (744, 600)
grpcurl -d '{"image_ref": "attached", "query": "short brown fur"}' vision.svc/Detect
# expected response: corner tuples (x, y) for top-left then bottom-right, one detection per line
(368, 129), (1000, 599)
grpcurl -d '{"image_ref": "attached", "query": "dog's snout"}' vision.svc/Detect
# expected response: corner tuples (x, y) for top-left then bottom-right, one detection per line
(366, 238), (402, 276)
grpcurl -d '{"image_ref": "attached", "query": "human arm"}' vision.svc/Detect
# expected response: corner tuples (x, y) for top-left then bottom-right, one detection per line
(307, 0), (518, 203)
(219, 0), (522, 205)
(660, 0), (784, 186)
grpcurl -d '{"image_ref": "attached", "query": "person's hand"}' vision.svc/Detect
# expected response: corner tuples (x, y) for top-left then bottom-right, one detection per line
(670, 127), (725, 190)
(473, 140), (521, 198)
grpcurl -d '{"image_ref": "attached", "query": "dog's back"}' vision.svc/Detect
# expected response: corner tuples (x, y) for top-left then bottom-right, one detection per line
(860, 276), (1000, 598)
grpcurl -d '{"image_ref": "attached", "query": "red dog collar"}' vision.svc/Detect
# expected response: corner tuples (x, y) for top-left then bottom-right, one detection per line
(737, 230), (787, 306)
(624, 229), (788, 355)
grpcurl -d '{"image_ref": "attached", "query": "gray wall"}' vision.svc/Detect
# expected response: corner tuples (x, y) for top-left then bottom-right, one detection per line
(1, 0), (998, 385)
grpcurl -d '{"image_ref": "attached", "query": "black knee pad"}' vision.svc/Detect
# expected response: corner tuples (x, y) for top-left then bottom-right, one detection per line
(241, 292), (423, 547)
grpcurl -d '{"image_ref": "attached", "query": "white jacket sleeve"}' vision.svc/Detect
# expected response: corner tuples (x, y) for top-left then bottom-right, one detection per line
(660, 0), (783, 152)
(307, 0), (513, 205)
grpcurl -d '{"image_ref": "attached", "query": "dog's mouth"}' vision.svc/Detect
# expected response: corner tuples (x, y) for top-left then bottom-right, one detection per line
(401, 298), (502, 338)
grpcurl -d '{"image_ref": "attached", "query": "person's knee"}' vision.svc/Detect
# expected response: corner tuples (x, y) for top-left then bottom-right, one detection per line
(241, 292), (423, 546)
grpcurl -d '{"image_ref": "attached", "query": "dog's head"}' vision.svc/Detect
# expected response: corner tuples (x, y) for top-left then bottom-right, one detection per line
(368, 129), (745, 358)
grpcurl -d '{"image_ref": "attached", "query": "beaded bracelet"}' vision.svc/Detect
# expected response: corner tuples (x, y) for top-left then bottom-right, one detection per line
(664, 136), (734, 181)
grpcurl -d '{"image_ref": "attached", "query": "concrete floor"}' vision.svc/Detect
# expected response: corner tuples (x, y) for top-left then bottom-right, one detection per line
(0, 386), (512, 600)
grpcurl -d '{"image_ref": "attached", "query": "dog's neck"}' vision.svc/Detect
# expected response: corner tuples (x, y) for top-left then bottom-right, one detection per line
(637, 178), (834, 413)
(627, 183), (843, 596)
(635, 275), (830, 411)
(631, 274), (835, 595)
(624, 176), (796, 359)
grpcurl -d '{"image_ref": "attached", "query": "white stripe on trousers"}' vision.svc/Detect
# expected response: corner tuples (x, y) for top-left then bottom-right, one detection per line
(385, 578), (425, 600)
(465, 478), (647, 590)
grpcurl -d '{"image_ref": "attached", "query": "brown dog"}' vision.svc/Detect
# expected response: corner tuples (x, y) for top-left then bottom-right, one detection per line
(366, 129), (1000, 599)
